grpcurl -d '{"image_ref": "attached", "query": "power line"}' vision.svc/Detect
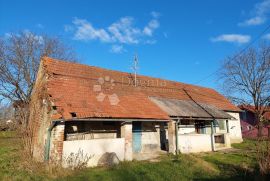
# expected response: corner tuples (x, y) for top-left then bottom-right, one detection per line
(192, 23), (270, 86)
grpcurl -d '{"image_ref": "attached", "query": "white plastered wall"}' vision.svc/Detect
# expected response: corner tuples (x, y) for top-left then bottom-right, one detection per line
(227, 112), (243, 143)
(178, 134), (212, 153)
(62, 138), (125, 167)
(141, 122), (161, 152)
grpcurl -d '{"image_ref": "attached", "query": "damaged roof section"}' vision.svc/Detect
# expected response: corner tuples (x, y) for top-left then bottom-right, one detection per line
(41, 57), (240, 121)
(149, 97), (233, 119)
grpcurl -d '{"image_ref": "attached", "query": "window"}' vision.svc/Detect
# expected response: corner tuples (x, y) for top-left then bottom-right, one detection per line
(218, 120), (226, 130)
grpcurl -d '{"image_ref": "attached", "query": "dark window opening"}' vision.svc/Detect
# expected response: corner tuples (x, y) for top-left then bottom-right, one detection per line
(102, 121), (115, 126)
(70, 112), (77, 118)
(64, 121), (121, 141)
(195, 120), (206, 134)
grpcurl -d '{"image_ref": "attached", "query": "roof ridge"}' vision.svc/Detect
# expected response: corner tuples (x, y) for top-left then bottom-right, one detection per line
(42, 56), (217, 92)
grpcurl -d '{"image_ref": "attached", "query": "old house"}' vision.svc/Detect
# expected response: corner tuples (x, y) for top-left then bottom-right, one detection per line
(239, 105), (270, 138)
(30, 57), (243, 167)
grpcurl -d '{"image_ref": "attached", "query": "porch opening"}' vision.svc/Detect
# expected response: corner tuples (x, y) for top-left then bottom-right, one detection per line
(62, 120), (124, 167)
(131, 121), (167, 155)
(64, 121), (121, 141)
(177, 119), (230, 153)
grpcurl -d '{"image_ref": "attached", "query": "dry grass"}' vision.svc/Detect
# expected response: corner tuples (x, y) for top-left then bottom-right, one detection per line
(255, 138), (270, 175)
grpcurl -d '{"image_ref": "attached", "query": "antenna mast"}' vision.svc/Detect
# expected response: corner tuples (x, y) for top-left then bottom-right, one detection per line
(132, 54), (139, 87)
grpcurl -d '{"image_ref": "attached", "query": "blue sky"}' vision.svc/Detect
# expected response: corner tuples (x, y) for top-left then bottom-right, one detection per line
(1, 0), (270, 90)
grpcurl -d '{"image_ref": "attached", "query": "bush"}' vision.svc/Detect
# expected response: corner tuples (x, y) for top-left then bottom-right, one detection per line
(62, 149), (93, 170)
(255, 138), (270, 175)
(0, 120), (17, 131)
(0, 121), (8, 131)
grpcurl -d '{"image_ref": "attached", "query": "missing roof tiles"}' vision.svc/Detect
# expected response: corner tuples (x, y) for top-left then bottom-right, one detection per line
(70, 112), (77, 118)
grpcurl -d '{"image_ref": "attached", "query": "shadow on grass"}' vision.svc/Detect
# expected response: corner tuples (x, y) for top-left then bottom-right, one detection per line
(194, 158), (269, 181)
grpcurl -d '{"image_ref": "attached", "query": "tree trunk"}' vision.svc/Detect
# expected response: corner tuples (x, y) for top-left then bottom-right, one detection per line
(258, 121), (263, 137)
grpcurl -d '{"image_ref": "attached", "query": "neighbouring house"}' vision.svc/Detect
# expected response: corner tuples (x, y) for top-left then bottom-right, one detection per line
(30, 57), (243, 167)
(240, 120), (269, 138)
(239, 105), (270, 138)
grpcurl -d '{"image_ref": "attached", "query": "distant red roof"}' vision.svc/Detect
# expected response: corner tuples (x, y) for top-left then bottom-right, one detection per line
(41, 57), (240, 120)
(238, 105), (270, 120)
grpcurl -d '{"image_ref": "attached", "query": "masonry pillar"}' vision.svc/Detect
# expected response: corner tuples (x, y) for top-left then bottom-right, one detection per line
(226, 120), (229, 133)
(210, 120), (215, 151)
(168, 120), (176, 154)
(50, 122), (65, 161)
(121, 121), (133, 161)
(224, 133), (231, 148)
(155, 123), (161, 149)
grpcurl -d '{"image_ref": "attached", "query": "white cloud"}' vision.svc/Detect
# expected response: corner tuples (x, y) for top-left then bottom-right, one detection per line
(151, 11), (161, 18)
(211, 34), (251, 44)
(69, 15), (160, 44)
(73, 18), (112, 42)
(263, 33), (270, 39)
(238, 16), (265, 26)
(145, 40), (157, 44)
(239, 0), (270, 26)
(110, 45), (125, 53)
(4, 33), (11, 38)
(108, 17), (141, 44)
(36, 23), (44, 29)
(143, 19), (159, 36)
(22, 30), (44, 44)
(64, 25), (74, 32)
(67, 12), (160, 52)
(3, 30), (44, 44)
(255, 0), (270, 15)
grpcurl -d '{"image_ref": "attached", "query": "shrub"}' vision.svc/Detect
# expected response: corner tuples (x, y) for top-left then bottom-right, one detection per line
(62, 149), (93, 170)
(255, 138), (270, 175)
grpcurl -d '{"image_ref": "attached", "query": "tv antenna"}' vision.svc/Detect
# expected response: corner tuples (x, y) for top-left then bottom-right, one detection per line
(131, 53), (139, 87)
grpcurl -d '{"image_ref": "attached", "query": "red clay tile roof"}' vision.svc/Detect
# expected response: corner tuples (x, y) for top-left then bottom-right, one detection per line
(238, 105), (270, 120)
(41, 57), (240, 120)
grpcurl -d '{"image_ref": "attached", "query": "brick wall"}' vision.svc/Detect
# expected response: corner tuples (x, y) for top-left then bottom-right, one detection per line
(30, 60), (55, 161)
(50, 122), (65, 161)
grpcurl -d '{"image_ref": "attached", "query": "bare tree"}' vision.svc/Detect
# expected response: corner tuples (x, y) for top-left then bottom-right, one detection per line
(0, 31), (76, 125)
(220, 44), (270, 137)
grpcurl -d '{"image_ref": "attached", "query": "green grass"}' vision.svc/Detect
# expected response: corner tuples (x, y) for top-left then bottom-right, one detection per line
(0, 131), (49, 181)
(231, 139), (257, 150)
(0, 131), (268, 181)
(57, 155), (219, 181)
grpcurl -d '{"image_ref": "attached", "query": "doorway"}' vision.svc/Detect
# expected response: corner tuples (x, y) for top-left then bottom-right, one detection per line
(132, 122), (142, 153)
